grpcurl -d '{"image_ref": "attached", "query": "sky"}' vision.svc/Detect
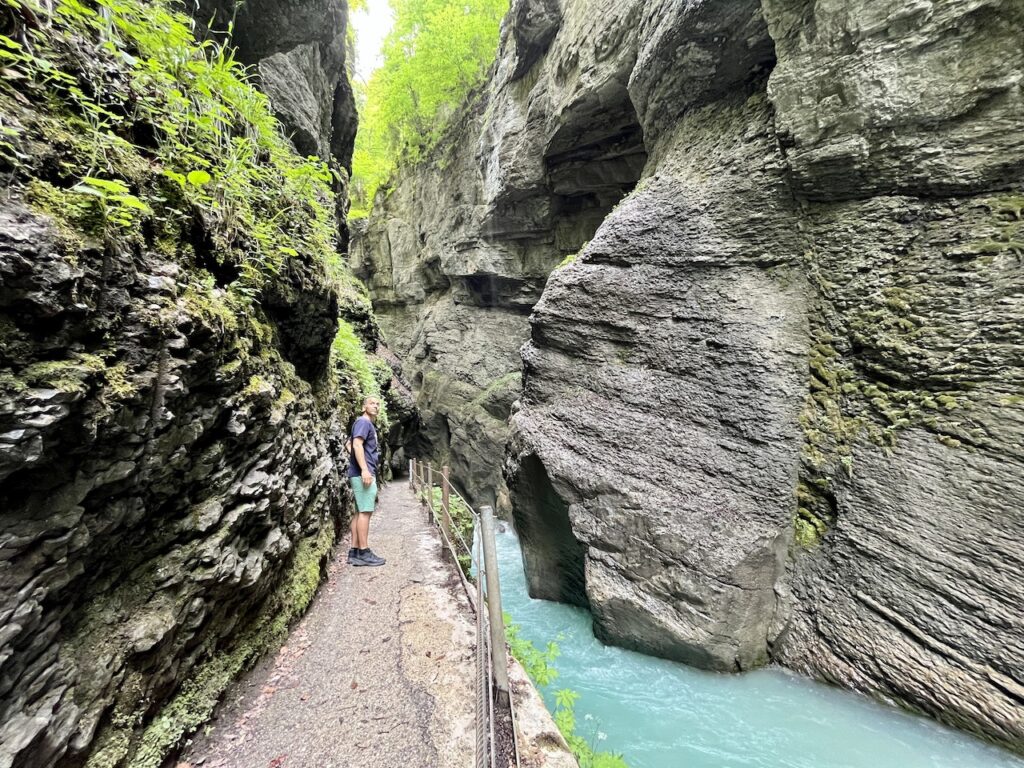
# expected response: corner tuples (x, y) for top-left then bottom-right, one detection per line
(351, 1), (394, 83)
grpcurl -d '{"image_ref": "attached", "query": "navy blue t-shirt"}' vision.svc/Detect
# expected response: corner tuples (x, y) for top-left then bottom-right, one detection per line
(347, 415), (379, 478)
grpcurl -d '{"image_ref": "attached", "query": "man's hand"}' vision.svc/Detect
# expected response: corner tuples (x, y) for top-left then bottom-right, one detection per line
(361, 470), (373, 488)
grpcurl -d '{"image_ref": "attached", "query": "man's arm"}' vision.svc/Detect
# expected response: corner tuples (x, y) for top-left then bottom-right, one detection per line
(353, 437), (373, 487)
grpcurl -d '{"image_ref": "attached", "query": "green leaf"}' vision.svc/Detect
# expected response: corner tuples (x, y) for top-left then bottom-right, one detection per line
(163, 169), (186, 189)
(72, 183), (106, 199)
(112, 194), (151, 212)
(186, 169), (212, 186)
(81, 177), (130, 195)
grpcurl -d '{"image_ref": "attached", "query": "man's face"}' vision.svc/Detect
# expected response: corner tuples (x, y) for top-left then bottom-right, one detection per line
(365, 398), (381, 419)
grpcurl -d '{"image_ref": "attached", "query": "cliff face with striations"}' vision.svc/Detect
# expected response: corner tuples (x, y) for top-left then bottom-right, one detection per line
(350, 0), (648, 510)
(355, 0), (1024, 752)
(0, 0), (367, 765)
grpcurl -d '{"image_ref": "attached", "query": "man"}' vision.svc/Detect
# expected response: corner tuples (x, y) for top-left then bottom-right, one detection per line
(347, 396), (386, 566)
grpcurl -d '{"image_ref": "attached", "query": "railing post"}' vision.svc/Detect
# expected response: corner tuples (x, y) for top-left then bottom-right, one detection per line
(441, 465), (452, 544)
(425, 464), (434, 523)
(479, 504), (509, 706)
(409, 458), (415, 490)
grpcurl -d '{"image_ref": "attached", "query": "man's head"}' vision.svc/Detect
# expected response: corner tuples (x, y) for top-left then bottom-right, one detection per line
(363, 396), (381, 421)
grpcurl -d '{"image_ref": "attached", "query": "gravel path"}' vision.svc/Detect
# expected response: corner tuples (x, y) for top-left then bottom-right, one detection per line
(181, 482), (477, 768)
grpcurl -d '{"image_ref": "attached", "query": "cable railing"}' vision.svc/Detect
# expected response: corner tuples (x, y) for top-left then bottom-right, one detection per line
(409, 459), (521, 768)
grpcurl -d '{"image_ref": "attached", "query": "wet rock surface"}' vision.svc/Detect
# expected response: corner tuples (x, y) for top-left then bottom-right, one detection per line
(0, 0), (361, 765)
(357, 0), (1024, 752)
(0, 196), (346, 767)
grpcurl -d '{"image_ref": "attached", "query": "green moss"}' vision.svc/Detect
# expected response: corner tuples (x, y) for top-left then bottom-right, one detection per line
(794, 517), (822, 547)
(104, 362), (136, 399)
(25, 179), (94, 250)
(271, 386), (296, 421)
(22, 353), (106, 394)
(181, 282), (239, 335)
(968, 193), (1024, 258)
(241, 374), (272, 399)
(84, 729), (132, 768)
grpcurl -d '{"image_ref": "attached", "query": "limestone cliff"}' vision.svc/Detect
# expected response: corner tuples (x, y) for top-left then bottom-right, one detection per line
(355, 0), (1024, 752)
(0, 0), (368, 765)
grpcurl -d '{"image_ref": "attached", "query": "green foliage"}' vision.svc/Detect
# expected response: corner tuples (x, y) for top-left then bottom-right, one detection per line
(349, 0), (508, 214)
(2, 0), (345, 299)
(331, 319), (392, 432)
(72, 176), (152, 235)
(504, 616), (630, 768)
(431, 486), (476, 576)
(505, 613), (560, 686)
(332, 319), (381, 399)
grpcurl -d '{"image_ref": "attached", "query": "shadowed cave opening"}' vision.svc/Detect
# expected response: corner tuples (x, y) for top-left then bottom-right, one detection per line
(542, 81), (648, 255)
(509, 452), (588, 608)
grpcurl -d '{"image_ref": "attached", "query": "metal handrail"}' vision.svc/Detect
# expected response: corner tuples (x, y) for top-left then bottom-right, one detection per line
(410, 459), (521, 768)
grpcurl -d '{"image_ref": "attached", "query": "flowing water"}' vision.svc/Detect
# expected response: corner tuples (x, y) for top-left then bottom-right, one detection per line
(493, 526), (1024, 768)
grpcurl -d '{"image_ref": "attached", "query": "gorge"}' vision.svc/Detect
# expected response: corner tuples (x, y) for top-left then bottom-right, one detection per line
(0, 0), (1022, 765)
(354, 0), (1024, 756)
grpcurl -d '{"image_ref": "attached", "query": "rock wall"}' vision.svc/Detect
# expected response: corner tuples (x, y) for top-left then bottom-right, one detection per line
(351, 0), (648, 510)
(762, 0), (1024, 747)
(0, 0), (364, 765)
(356, 0), (1024, 752)
(184, 0), (357, 170)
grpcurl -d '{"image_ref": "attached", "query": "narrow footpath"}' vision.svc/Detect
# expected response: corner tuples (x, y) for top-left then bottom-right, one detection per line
(181, 483), (477, 768)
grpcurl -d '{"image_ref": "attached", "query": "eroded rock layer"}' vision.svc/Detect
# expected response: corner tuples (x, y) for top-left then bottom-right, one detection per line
(356, 0), (1024, 751)
(0, 0), (363, 765)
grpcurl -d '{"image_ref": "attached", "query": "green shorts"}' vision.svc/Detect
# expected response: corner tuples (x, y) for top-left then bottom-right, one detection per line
(350, 476), (378, 513)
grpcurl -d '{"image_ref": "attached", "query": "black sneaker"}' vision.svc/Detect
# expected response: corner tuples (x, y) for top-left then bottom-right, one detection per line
(355, 549), (385, 567)
(347, 548), (361, 565)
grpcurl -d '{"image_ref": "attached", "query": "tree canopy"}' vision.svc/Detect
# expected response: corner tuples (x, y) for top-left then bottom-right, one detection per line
(349, 0), (508, 217)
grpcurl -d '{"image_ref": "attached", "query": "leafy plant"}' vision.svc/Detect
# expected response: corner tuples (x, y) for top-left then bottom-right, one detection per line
(3, 0), (346, 300)
(505, 613), (560, 686)
(72, 176), (152, 232)
(431, 486), (476, 576)
(504, 616), (630, 768)
(349, 0), (508, 215)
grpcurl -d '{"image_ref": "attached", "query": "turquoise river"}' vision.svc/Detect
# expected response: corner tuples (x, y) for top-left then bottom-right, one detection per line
(494, 526), (1024, 768)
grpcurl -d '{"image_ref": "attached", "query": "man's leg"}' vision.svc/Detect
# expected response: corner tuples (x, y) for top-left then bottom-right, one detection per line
(355, 512), (371, 549)
(352, 513), (384, 565)
(350, 480), (384, 566)
(347, 477), (362, 564)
